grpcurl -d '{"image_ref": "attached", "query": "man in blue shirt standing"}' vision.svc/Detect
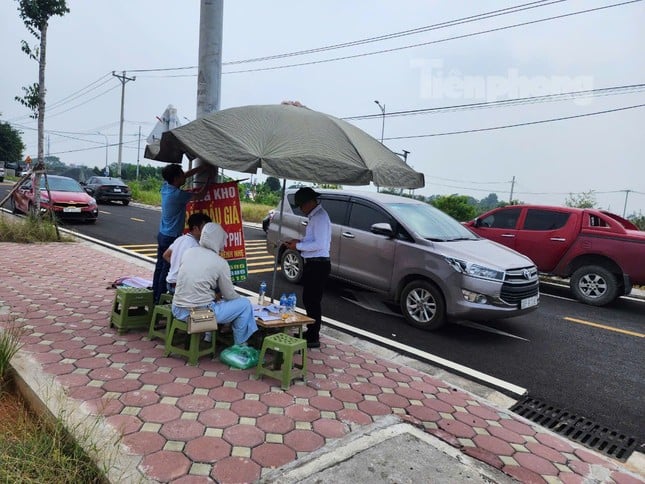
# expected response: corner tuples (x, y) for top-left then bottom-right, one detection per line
(152, 163), (209, 303)
(284, 187), (331, 348)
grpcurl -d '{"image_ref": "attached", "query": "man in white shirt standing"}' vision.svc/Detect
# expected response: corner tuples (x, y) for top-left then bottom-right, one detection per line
(284, 187), (331, 349)
(163, 212), (212, 294)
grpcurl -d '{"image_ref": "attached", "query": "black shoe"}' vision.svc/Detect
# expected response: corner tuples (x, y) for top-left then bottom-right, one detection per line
(307, 341), (320, 349)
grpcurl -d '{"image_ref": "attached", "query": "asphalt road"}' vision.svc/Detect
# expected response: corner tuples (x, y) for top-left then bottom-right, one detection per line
(1, 185), (643, 445)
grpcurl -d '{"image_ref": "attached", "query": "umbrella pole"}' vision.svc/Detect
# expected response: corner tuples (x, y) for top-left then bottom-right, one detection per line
(269, 178), (287, 303)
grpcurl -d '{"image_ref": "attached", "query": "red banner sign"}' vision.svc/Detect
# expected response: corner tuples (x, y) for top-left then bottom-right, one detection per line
(186, 181), (248, 282)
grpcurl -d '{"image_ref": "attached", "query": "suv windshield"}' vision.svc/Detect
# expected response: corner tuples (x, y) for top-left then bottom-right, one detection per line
(386, 202), (478, 241)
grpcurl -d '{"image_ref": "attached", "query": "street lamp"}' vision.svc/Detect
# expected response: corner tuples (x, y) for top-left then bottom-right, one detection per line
(374, 100), (385, 143)
(97, 132), (109, 176)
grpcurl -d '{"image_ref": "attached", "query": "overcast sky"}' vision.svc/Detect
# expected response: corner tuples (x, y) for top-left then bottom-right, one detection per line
(1, 0), (644, 215)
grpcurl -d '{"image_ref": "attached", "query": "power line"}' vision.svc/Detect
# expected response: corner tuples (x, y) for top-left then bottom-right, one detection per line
(128, 0), (566, 73)
(222, 0), (642, 75)
(8, 73), (114, 122)
(385, 102), (645, 139)
(45, 85), (121, 119)
(343, 84), (645, 121)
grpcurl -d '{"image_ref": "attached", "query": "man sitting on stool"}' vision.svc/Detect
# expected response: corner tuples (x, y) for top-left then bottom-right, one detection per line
(172, 222), (257, 345)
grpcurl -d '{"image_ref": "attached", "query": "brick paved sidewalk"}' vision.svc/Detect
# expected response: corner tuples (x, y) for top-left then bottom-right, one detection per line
(1, 241), (642, 483)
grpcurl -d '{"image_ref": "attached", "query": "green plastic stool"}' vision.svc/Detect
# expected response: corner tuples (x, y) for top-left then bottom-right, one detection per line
(159, 293), (174, 305)
(109, 287), (154, 334)
(256, 333), (307, 390)
(164, 318), (216, 366)
(149, 304), (173, 342)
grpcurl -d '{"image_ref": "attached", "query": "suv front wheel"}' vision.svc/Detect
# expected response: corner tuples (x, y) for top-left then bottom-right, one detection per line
(280, 249), (304, 284)
(401, 280), (446, 331)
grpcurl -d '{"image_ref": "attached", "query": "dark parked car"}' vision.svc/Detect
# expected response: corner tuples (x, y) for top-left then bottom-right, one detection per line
(262, 209), (275, 232)
(82, 176), (132, 205)
(11, 174), (98, 223)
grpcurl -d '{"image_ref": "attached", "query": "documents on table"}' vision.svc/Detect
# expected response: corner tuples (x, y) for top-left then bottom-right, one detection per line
(252, 303), (282, 321)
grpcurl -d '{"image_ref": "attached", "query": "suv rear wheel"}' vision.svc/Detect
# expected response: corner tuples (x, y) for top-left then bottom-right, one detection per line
(400, 280), (446, 331)
(281, 249), (304, 284)
(570, 265), (619, 306)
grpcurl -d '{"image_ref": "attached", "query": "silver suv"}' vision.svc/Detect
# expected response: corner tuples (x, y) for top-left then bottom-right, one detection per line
(266, 189), (539, 330)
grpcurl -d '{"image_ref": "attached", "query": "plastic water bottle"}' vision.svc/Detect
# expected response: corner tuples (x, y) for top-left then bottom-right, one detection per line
(258, 281), (267, 305)
(288, 293), (297, 315)
(279, 294), (288, 319)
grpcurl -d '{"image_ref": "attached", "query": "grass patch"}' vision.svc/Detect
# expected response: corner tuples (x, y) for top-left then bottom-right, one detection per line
(0, 384), (108, 484)
(241, 202), (275, 223)
(0, 321), (23, 392)
(0, 213), (70, 243)
(0, 319), (107, 483)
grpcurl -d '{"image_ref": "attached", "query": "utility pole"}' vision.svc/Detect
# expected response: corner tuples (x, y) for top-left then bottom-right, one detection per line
(112, 70), (136, 178)
(195, 0), (223, 186)
(136, 126), (142, 180)
(509, 175), (516, 204)
(622, 189), (631, 217)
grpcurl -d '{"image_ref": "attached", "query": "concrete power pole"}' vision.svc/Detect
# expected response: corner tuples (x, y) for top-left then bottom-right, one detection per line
(112, 71), (136, 178)
(622, 189), (631, 217)
(509, 176), (516, 204)
(195, 0), (223, 184)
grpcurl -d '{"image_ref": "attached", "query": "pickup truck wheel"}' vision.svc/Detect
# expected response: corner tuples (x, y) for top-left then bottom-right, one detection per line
(570, 265), (619, 306)
(281, 249), (304, 284)
(401, 280), (446, 331)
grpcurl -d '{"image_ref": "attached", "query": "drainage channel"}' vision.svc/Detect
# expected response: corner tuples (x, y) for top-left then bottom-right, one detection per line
(510, 395), (641, 462)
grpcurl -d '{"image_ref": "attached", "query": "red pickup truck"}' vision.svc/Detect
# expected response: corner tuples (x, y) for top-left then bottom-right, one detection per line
(465, 205), (645, 306)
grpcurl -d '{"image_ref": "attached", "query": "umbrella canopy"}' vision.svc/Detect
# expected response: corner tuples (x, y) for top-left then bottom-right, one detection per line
(145, 104), (424, 189)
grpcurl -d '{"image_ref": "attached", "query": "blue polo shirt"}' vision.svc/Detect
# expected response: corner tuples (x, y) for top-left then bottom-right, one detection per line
(159, 182), (192, 237)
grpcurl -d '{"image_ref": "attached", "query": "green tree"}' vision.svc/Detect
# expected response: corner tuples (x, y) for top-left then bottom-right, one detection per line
(0, 120), (26, 161)
(43, 155), (64, 171)
(430, 194), (477, 221)
(15, 0), (69, 211)
(265, 176), (281, 192)
(565, 190), (596, 208)
(478, 193), (499, 211)
(627, 211), (645, 231)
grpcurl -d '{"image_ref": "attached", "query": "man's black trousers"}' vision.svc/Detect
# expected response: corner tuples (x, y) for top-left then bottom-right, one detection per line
(302, 259), (331, 344)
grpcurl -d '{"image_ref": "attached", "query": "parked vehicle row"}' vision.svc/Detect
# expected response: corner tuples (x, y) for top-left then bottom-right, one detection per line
(466, 205), (645, 306)
(267, 189), (539, 331)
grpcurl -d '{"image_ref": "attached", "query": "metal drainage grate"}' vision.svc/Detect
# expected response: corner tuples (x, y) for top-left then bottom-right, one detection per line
(510, 396), (641, 462)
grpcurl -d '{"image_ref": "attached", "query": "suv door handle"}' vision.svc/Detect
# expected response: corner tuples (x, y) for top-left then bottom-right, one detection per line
(300, 221), (308, 226)
(550, 237), (566, 241)
(342, 232), (355, 239)
(501, 234), (515, 238)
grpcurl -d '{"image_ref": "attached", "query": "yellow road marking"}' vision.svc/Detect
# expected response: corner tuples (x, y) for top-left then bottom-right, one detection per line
(130, 217), (145, 222)
(564, 317), (644, 338)
(121, 244), (157, 249)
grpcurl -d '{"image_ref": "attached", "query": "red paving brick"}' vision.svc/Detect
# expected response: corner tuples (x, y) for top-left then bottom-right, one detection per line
(222, 424), (265, 447)
(142, 450), (192, 482)
(2, 242), (642, 484)
(185, 436), (231, 462)
(284, 429), (325, 452)
(211, 457), (261, 483)
(252, 442), (297, 468)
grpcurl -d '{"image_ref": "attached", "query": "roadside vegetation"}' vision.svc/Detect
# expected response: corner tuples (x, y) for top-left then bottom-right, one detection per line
(1, 311), (106, 482)
(0, 213), (70, 243)
(0, 388), (108, 483)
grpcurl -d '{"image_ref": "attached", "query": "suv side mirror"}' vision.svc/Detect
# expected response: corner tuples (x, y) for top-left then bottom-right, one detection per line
(371, 222), (394, 237)
(473, 218), (482, 228)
